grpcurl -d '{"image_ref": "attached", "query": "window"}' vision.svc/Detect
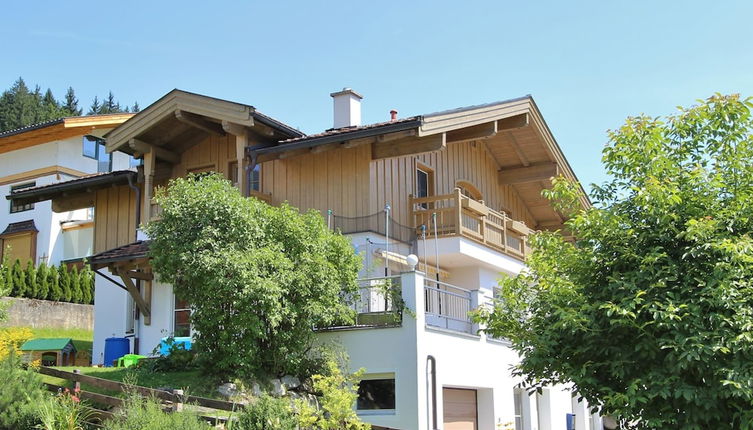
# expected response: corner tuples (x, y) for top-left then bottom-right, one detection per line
(229, 161), (239, 187)
(10, 182), (35, 213)
(250, 164), (261, 192)
(357, 377), (395, 410)
(82, 136), (112, 173)
(514, 388), (526, 430)
(416, 164), (434, 209)
(174, 295), (191, 337)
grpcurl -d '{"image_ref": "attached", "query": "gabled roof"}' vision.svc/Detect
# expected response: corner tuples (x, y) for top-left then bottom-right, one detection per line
(105, 89), (304, 155)
(0, 114), (134, 154)
(20, 338), (76, 352)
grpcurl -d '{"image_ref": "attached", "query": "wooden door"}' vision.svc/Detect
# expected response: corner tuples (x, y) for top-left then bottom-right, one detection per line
(443, 388), (478, 430)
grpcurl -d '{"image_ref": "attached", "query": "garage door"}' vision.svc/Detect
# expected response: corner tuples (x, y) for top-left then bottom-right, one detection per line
(443, 388), (478, 430)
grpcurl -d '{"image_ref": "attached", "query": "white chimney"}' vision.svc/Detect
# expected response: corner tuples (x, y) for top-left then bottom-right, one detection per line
(330, 88), (363, 128)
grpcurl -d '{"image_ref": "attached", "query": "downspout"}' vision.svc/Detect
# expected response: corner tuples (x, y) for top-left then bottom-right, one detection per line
(427, 355), (438, 430)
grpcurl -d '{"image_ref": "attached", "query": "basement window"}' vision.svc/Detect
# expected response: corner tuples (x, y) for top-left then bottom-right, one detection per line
(357, 376), (396, 412)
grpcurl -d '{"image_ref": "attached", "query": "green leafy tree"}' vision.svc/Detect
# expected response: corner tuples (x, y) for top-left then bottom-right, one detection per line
(24, 261), (37, 299)
(36, 263), (50, 300)
(297, 361), (370, 430)
(58, 265), (72, 303)
(145, 174), (361, 379)
(475, 94), (753, 429)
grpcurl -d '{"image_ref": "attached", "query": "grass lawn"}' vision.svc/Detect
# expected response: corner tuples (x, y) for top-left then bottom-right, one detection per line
(43, 366), (221, 400)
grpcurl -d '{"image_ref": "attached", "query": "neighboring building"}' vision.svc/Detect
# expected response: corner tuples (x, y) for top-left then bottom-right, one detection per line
(0, 114), (134, 267)
(9, 89), (601, 430)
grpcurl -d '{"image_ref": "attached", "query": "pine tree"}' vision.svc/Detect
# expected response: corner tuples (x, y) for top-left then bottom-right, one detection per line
(69, 266), (82, 303)
(48, 265), (62, 301)
(0, 78), (36, 132)
(132, 101), (140, 113)
(62, 87), (81, 116)
(36, 263), (49, 300)
(79, 265), (94, 304)
(24, 261), (37, 299)
(58, 265), (72, 302)
(10, 260), (26, 297)
(88, 96), (101, 115)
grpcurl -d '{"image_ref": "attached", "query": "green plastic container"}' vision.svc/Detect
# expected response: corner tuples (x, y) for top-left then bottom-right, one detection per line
(117, 354), (146, 368)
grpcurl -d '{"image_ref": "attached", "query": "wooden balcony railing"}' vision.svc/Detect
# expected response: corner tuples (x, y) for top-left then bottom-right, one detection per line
(409, 188), (532, 260)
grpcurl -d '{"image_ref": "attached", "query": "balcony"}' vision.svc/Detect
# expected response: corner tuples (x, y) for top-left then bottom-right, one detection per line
(409, 189), (532, 261)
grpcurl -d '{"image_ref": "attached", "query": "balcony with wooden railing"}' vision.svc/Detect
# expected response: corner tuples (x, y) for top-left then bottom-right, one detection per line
(409, 188), (532, 261)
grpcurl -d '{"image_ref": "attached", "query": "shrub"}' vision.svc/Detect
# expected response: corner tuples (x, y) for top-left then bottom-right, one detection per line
(11, 259), (27, 297)
(69, 266), (82, 304)
(48, 265), (62, 301)
(25, 261), (37, 299)
(36, 263), (50, 300)
(102, 393), (211, 430)
(36, 387), (93, 430)
(59, 265), (72, 302)
(0, 351), (45, 430)
(233, 395), (297, 430)
(0, 326), (33, 360)
(297, 361), (370, 430)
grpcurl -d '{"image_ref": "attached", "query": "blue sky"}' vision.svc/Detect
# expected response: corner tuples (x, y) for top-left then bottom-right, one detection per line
(2, 1), (752, 192)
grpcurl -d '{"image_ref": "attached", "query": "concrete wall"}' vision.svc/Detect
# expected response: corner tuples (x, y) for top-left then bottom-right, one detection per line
(1, 296), (93, 330)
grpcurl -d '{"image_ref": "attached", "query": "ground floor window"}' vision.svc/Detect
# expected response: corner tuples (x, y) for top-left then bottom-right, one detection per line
(173, 295), (191, 337)
(357, 375), (396, 411)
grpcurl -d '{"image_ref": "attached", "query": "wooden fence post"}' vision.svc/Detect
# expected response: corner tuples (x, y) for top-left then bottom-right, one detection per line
(173, 389), (184, 412)
(73, 369), (81, 392)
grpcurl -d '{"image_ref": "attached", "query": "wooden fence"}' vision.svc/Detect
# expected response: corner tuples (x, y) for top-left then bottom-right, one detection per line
(39, 366), (243, 426)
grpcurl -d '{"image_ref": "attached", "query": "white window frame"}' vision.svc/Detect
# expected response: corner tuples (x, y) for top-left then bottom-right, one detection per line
(356, 372), (397, 416)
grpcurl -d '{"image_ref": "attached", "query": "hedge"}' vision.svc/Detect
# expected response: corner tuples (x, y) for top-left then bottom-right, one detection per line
(0, 260), (94, 304)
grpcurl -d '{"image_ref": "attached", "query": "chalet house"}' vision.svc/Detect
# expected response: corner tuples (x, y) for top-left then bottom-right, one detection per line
(0, 114), (134, 267)
(9, 89), (601, 430)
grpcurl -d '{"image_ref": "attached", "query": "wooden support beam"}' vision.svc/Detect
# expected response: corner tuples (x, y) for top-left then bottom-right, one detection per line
(51, 193), (95, 213)
(234, 132), (248, 196)
(377, 129), (418, 143)
(175, 110), (226, 136)
(126, 271), (154, 281)
(372, 133), (446, 160)
(128, 139), (180, 164)
(116, 268), (151, 325)
(499, 162), (559, 185)
(222, 120), (250, 137)
(497, 113), (529, 131)
(142, 150), (155, 222)
(446, 122), (497, 144)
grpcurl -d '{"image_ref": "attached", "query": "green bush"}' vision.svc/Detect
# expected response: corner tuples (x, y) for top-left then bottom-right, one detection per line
(102, 393), (211, 430)
(233, 395), (297, 430)
(36, 388), (93, 430)
(0, 352), (44, 430)
(0, 261), (92, 304)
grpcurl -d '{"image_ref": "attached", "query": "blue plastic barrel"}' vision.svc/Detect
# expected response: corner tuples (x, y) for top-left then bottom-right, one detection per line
(104, 337), (130, 367)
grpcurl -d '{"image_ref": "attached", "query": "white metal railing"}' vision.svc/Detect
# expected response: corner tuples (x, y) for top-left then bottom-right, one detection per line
(424, 278), (473, 333)
(351, 276), (401, 314)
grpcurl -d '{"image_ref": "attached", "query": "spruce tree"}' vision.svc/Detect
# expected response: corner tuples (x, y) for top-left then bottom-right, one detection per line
(62, 87), (81, 116)
(48, 265), (62, 301)
(24, 261), (36, 299)
(10, 260), (26, 297)
(58, 265), (72, 302)
(80, 265), (94, 304)
(88, 96), (101, 115)
(36, 263), (49, 300)
(132, 101), (140, 113)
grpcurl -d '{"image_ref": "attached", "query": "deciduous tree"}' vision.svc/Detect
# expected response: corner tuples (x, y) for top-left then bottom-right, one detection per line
(476, 94), (753, 429)
(145, 174), (361, 379)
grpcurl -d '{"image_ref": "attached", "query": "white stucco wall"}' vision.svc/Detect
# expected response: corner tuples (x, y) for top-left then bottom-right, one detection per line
(91, 270), (129, 365)
(0, 132), (132, 266)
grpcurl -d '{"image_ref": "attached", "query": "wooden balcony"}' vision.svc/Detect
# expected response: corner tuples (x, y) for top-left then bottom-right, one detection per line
(409, 188), (532, 261)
